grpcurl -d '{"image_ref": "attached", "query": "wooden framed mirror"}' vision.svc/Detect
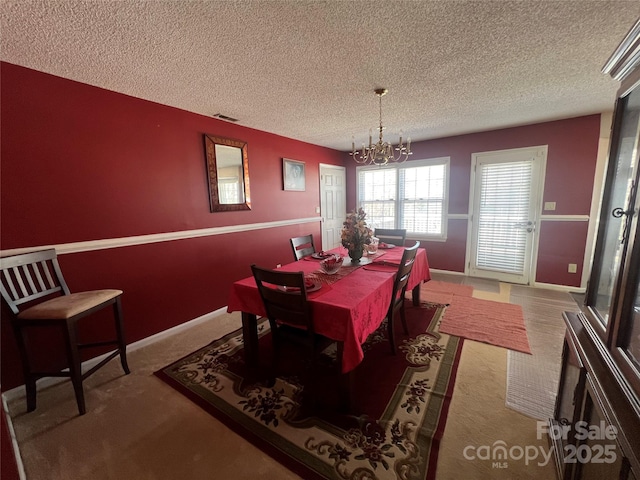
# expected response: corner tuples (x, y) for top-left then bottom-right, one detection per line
(204, 134), (251, 212)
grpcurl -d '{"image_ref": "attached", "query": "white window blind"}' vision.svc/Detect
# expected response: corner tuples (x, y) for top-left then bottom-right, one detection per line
(476, 161), (532, 273)
(400, 164), (445, 235)
(358, 168), (396, 229)
(357, 158), (449, 240)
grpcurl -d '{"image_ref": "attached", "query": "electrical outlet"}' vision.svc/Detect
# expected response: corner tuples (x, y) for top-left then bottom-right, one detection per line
(544, 201), (556, 211)
(276, 264), (281, 268)
(568, 263), (577, 273)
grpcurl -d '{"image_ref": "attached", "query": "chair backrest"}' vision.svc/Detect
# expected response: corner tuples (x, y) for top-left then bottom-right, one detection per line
(390, 241), (420, 306)
(0, 249), (70, 315)
(251, 264), (314, 333)
(290, 234), (316, 261)
(375, 228), (407, 247)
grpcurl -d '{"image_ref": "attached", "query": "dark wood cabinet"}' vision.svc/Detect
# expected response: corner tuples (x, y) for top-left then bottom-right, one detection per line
(551, 19), (640, 480)
(550, 333), (586, 480)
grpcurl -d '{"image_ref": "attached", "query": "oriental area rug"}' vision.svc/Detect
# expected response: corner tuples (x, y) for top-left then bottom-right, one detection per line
(155, 303), (463, 480)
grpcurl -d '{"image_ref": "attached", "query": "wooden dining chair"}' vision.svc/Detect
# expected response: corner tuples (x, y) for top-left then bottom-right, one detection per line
(0, 249), (129, 415)
(290, 234), (316, 261)
(251, 265), (327, 370)
(374, 228), (407, 247)
(386, 241), (420, 354)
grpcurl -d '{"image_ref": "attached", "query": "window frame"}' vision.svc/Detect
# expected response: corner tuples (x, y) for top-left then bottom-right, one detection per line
(356, 157), (450, 242)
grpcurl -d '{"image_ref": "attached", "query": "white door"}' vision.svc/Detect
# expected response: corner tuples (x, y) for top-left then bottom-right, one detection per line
(319, 164), (346, 250)
(467, 146), (546, 284)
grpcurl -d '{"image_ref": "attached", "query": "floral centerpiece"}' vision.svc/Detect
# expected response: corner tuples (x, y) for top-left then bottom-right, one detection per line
(341, 207), (373, 263)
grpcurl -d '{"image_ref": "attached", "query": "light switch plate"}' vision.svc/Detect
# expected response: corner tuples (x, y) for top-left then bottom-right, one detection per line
(544, 201), (556, 211)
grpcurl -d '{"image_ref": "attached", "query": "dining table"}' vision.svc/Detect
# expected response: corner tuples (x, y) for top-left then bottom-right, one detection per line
(226, 245), (431, 374)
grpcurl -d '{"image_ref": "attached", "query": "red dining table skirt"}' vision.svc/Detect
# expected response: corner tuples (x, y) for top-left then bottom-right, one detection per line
(227, 247), (431, 373)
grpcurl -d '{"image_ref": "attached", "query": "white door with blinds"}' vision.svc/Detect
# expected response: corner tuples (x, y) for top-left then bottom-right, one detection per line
(468, 146), (546, 284)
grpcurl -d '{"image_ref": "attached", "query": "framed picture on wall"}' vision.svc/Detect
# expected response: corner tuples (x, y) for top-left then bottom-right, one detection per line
(283, 158), (306, 191)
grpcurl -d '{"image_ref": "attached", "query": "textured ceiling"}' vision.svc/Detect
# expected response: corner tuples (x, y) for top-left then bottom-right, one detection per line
(2, 1), (639, 151)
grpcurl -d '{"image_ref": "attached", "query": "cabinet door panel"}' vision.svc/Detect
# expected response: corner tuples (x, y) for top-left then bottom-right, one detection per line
(588, 87), (640, 327)
(625, 272), (640, 370)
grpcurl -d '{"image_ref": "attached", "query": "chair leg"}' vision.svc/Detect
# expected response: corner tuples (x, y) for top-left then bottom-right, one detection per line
(269, 329), (280, 385)
(336, 342), (352, 412)
(63, 321), (86, 415)
(400, 304), (409, 335)
(113, 297), (130, 375)
(11, 322), (37, 412)
(387, 313), (397, 355)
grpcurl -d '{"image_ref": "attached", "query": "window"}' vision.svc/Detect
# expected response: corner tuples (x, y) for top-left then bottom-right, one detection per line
(357, 157), (449, 240)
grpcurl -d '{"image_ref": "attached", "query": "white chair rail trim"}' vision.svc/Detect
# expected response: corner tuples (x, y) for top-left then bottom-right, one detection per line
(539, 214), (589, 222)
(0, 216), (321, 257)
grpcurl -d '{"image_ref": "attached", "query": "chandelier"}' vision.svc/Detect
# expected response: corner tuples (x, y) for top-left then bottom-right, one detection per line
(351, 88), (412, 166)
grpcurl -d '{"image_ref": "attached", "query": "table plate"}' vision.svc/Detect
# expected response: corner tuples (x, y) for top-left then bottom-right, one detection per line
(277, 280), (322, 293)
(311, 252), (333, 259)
(379, 243), (396, 249)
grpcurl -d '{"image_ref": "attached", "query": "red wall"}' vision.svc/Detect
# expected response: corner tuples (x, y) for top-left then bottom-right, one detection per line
(0, 62), (343, 390)
(344, 115), (601, 286)
(1, 62), (601, 391)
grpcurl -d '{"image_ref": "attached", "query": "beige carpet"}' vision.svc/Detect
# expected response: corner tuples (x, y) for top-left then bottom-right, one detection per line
(5, 281), (558, 479)
(433, 280), (554, 479)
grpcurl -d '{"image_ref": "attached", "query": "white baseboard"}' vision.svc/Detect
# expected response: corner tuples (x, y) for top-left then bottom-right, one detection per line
(2, 395), (27, 480)
(532, 282), (585, 293)
(429, 268), (465, 276)
(430, 269), (585, 293)
(1, 306), (229, 404)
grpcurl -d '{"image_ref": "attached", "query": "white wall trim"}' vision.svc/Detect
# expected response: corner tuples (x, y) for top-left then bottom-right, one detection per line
(581, 112), (614, 288)
(532, 281), (585, 293)
(430, 268), (584, 292)
(1, 306), (229, 404)
(539, 215), (590, 222)
(430, 268), (465, 276)
(0, 216), (321, 257)
(1, 395), (26, 480)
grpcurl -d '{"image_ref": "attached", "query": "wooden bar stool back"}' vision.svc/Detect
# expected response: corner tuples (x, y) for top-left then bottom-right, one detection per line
(0, 249), (129, 415)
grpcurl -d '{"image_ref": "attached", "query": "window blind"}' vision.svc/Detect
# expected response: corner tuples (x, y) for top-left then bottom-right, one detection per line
(358, 168), (397, 229)
(400, 164), (445, 235)
(357, 159), (448, 238)
(475, 161), (532, 274)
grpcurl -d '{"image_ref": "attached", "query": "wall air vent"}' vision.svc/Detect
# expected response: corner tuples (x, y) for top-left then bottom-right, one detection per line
(212, 113), (239, 122)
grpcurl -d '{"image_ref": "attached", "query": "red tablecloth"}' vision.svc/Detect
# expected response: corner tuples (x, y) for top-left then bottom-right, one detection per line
(227, 247), (430, 373)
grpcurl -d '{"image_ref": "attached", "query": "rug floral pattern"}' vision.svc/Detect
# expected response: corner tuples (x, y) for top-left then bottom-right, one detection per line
(157, 306), (461, 480)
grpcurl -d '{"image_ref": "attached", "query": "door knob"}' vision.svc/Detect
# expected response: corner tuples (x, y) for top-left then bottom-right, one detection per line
(514, 221), (535, 232)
